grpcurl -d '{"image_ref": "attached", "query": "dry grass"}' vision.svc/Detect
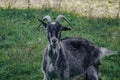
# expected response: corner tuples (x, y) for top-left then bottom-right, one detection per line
(0, 0), (119, 18)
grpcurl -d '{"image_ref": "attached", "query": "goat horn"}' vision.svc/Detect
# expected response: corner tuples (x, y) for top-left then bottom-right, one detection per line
(42, 15), (52, 22)
(36, 15), (51, 30)
(56, 15), (72, 26)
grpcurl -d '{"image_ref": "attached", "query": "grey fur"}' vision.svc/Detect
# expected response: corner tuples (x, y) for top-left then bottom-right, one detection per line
(39, 15), (116, 80)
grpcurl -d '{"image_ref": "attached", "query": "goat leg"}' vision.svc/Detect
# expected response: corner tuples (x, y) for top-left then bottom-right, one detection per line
(85, 66), (100, 80)
(43, 73), (50, 80)
(60, 66), (70, 80)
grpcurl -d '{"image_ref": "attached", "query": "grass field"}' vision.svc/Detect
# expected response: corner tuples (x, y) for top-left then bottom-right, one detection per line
(0, 8), (120, 80)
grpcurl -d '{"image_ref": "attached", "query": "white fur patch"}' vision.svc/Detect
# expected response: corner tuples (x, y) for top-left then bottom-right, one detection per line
(100, 47), (117, 58)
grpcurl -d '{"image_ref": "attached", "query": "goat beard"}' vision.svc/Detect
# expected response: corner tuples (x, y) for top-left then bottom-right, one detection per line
(53, 44), (56, 48)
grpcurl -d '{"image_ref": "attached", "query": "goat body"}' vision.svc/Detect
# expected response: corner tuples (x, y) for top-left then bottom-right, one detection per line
(39, 15), (112, 80)
(42, 37), (101, 80)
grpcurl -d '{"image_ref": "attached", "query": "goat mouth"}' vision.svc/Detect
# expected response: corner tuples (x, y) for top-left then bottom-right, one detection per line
(52, 43), (57, 48)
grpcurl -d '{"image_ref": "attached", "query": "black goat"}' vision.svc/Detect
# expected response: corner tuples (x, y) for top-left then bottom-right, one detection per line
(39, 15), (116, 80)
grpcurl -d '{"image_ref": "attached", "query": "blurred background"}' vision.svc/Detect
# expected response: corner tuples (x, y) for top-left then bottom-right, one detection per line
(0, 0), (120, 80)
(0, 0), (120, 18)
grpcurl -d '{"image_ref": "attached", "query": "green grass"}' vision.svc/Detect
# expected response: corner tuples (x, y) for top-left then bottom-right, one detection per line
(0, 8), (120, 80)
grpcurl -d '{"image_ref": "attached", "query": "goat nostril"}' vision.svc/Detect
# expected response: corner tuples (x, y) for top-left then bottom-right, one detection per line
(52, 39), (57, 43)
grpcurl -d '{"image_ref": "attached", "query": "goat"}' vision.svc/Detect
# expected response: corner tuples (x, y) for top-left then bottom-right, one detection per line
(38, 15), (116, 80)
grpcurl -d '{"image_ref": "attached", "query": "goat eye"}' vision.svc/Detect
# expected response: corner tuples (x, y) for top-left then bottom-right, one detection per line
(55, 31), (60, 37)
(48, 31), (53, 36)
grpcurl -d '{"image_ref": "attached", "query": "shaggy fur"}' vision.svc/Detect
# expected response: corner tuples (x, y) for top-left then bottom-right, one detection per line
(42, 37), (102, 80)
(39, 15), (115, 80)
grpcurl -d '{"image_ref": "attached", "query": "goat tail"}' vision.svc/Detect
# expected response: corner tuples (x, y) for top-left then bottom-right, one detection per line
(100, 47), (117, 57)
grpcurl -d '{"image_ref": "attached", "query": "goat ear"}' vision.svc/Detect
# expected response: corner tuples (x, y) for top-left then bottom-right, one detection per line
(38, 18), (47, 27)
(61, 26), (71, 31)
